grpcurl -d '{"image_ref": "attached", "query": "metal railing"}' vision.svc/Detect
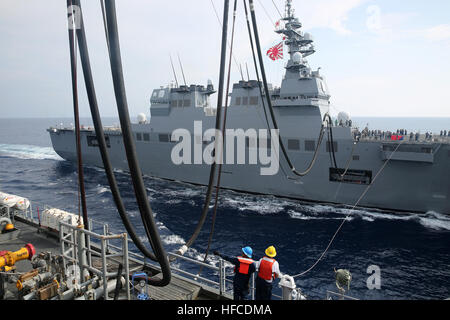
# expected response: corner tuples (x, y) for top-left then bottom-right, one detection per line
(59, 220), (130, 300)
(326, 290), (359, 300)
(87, 220), (287, 300)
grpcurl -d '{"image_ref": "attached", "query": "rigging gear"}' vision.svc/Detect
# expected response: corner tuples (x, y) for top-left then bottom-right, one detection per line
(73, 0), (169, 281)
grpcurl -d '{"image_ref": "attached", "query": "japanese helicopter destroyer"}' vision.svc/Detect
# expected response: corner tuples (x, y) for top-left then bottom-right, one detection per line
(48, 0), (450, 214)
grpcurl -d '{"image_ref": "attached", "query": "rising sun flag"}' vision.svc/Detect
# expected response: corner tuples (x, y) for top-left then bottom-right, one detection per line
(266, 42), (283, 61)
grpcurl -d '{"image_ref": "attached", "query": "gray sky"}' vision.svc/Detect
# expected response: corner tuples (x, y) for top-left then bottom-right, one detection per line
(1, 0), (450, 119)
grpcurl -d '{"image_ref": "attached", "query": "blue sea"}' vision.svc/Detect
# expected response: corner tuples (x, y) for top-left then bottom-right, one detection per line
(0, 117), (449, 300)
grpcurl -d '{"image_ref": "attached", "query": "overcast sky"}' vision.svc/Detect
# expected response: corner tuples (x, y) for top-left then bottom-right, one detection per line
(1, 0), (450, 119)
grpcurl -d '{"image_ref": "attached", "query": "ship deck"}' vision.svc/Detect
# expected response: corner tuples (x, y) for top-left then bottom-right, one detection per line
(0, 218), (230, 300)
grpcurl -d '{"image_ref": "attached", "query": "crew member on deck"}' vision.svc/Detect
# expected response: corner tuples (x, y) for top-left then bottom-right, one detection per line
(255, 246), (282, 300)
(214, 247), (256, 300)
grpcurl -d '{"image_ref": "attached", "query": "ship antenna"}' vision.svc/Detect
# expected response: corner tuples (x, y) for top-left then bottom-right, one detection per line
(169, 54), (179, 87)
(245, 62), (250, 81)
(177, 52), (188, 86)
(239, 63), (245, 81)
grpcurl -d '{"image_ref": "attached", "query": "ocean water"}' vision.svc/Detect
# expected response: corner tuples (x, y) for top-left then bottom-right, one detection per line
(0, 117), (449, 300)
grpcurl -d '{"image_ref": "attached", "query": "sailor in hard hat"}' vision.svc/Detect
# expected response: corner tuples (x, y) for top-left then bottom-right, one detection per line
(214, 246), (256, 300)
(255, 246), (282, 300)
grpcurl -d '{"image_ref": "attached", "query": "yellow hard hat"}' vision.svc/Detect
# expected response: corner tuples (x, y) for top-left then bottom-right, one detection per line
(265, 246), (277, 258)
(5, 223), (14, 231)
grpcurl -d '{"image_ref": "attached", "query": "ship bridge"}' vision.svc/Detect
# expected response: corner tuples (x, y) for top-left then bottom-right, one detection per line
(150, 82), (215, 117)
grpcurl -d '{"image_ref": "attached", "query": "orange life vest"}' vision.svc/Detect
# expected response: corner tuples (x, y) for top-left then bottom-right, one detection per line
(258, 257), (276, 280)
(235, 256), (254, 275)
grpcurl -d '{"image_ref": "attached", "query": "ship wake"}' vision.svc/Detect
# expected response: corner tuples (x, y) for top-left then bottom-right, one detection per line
(0, 144), (62, 161)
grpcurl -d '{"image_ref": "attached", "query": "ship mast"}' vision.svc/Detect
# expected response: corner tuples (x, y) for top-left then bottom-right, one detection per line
(276, 0), (315, 78)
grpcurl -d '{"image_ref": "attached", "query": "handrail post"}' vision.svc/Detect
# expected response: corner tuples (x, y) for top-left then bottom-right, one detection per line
(219, 258), (224, 296)
(101, 238), (109, 300)
(123, 233), (130, 300)
(251, 273), (255, 300)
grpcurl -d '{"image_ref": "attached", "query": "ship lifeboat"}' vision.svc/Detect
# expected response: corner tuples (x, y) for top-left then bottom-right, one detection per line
(0, 192), (30, 210)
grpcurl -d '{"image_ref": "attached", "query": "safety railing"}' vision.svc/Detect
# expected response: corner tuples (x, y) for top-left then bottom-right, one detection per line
(59, 220), (130, 300)
(86, 219), (287, 300)
(326, 290), (359, 300)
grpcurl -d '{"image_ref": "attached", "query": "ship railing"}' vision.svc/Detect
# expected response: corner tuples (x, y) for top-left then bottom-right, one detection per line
(86, 218), (285, 300)
(86, 219), (236, 299)
(59, 220), (131, 300)
(326, 290), (359, 300)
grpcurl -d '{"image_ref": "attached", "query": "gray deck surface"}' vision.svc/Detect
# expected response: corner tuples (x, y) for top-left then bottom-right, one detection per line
(1, 219), (229, 300)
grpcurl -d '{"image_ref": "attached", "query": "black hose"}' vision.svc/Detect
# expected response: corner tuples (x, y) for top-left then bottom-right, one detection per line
(67, 0), (89, 228)
(73, 0), (160, 263)
(104, 0), (170, 286)
(247, 0), (327, 177)
(200, 0), (238, 271)
(242, 0), (290, 178)
(178, 0), (231, 252)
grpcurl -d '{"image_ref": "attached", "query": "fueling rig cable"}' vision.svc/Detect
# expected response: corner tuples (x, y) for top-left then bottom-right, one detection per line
(72, 0), (165, 269)
(175, 0), (231, 255)
(103, 0), (171, 286)
(292, 141), (405, 278)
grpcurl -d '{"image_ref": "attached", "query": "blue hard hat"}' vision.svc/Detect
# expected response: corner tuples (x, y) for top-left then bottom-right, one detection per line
(242, 246), (253, 258)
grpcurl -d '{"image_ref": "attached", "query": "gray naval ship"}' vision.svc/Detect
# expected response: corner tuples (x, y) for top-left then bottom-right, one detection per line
(48, 0), (450, 214)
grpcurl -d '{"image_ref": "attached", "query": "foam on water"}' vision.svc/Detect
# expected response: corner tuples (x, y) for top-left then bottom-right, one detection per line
(0, 144), (62, 161)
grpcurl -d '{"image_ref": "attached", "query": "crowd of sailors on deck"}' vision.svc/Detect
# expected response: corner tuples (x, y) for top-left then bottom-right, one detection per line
(352, 128), (450, 142)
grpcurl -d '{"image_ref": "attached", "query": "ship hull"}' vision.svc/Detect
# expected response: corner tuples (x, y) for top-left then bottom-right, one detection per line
(48, 126), (450, 215)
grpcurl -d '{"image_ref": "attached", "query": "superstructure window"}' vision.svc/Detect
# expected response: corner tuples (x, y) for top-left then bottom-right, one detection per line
(352, 155), (360, 161)
(330, 168), (372, 185)
(170, 100), (178, 107)
(183, 99), (191, 107)
(235, 97), (241, 106)
(288, 139), (300, 150)
(136, 133), (142, 141)
(242, 97), (248, 105)
(249, 96), (258, 105)
(143, 133), (150, 142)
(87, 135), (110, 148)
(305, 140), (315, 152)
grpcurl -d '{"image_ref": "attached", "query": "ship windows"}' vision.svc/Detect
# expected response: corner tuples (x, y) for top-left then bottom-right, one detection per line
(330, 168), (372, 185)
(143, 133), (150, 142)
(159, 133), (170, 143)
(305, 140), (315, 152)
(249, 96), (258, 105)
(242, 97), (248, 105)
(235, 97), (241, 106)
(183, 99), (191, 107)
(326, 141), (338, 153)
(136, 133), (142, 141)
(352, 155), (360, 161)
(288, 139), (300, 151)
(87, 135), (110, 148)
(170, 100), (178, 107)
